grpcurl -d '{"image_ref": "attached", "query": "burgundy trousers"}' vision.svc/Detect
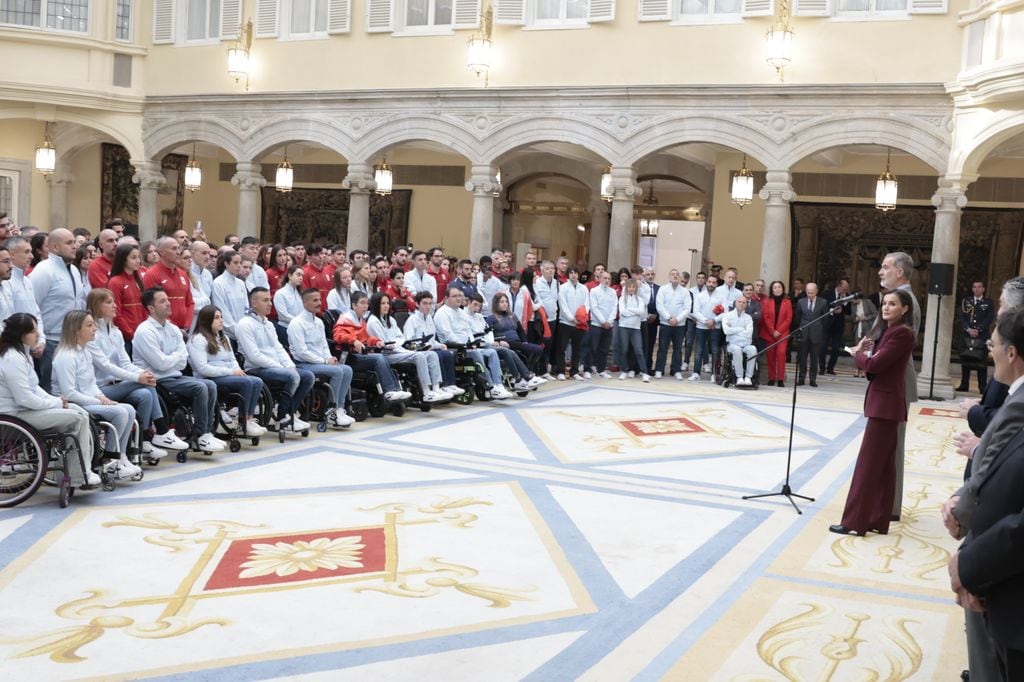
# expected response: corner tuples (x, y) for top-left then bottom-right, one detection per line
(840, 417), (899, 534)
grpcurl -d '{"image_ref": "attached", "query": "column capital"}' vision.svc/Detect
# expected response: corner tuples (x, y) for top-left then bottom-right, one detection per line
(47, 172), (74, 187)
(131, 161), (166, 190)
(231, 162), (267, 191)
(609, 166), (640, 202)
(931, 184), (968, 211)
(342, 162), (375, 194)
(758, 170), (795, 203)
(465, 164), (499, 196)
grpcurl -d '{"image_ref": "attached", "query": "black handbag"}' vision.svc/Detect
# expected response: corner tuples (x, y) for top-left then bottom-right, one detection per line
(960, 337), (987, 364)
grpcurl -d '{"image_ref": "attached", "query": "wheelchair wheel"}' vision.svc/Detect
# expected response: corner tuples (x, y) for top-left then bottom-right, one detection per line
(350, 400), (369, 422)
(278, 429), (286, 444)
(251, 437), (261, 446)
(419, 400), (432, 413)
(391, 401), (407, 418)
(58, 475), (72, 509)
(131, 468), (145, 482)
(229, 439), (241, 453)
(256, 384), (275, 428)
(100, 469), (116, 493)
(0, 416), (48, 508)
(454, 387), (474, 405)
(176, 451), (188, 464)
(368, 396), (389, 418)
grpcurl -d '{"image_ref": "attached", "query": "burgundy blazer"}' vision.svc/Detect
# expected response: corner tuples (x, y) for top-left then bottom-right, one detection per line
(855, 324), (915, 422)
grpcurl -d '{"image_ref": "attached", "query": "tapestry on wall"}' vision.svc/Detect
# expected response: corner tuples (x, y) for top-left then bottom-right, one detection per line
(260, 188), (411, 255)
(790, 201), (1024, 348)
(100, 143), (188, 235)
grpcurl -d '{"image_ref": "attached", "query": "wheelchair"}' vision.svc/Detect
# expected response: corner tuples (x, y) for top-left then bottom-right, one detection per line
(155, 384), (223, 463)
(213, 387), (264, 452)
(447, 333), (495, 405)
(719, 345), (759, 390)
(345, 351), (411, 418)
(0, 415), (109, 508)
(255, 379), (311, 443)
(392, 334), (451, 413)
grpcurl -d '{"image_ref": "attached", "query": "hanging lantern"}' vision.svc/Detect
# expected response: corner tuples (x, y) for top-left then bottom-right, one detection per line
(467, 5), (494, 83)
(875, 148), (898, 212)
(600, 167), (613, 202)
(184, 142), (202, 192)
(765, 0), (793, 82)
(374, 157), (393, 196)
(276, 147), (293, 193)
(34, 122), (56, 176)
(227, 20), (253, 85)
(731, 154), (755, 208)
(638, 181), (660, 239)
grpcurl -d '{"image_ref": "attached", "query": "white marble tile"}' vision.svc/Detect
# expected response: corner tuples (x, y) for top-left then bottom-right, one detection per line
(0, 514), (32, 544)
(746, 403), (862, 440)
(387, 412), (538, 460)
(598, 449), (818, 490)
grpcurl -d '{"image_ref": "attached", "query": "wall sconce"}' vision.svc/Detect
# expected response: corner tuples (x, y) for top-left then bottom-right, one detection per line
(34, 122), (56, 175)
(227, 19), (254, 88)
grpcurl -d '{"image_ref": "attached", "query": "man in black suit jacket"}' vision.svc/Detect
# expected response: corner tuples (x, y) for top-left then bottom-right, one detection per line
(644, 269), (660, 371)
(821, 279), (851, 374)
(949, 310), (1024, 680)
(795, 282), (829, 387)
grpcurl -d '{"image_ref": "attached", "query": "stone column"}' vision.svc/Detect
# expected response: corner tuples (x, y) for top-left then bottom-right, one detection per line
(758, 170), (796, 283)
(608, 166), (640, 269)
(231, 163), (267, 240)
(131, 161), (166, 242)
(492, 196), (504, 250)
(47, 170), (73, 230)
(341, 162), (374, 251)
(589, 196), (610, 266)
(466, 165), (499, 260)
(919, 181), (968, 400)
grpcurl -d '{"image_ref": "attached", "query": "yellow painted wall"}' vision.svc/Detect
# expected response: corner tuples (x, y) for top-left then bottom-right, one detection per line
(0, 120), (51, 230)
(67, 145), (102, 231)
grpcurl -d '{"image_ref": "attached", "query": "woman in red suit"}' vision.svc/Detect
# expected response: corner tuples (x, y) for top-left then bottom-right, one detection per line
(107, 243), (147, 342)
(760, 280), (793, 387)
(830, 289), (916, 537)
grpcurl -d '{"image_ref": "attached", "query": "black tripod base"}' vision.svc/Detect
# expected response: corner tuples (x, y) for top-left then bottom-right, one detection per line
(743, 484), (815, 515)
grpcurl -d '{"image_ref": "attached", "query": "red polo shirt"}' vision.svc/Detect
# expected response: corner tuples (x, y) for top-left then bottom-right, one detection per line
(142, 261), (194, 330)
(428, 267), (451, 300)
(88, 254), (114, 290)
(302, 262), (334, 312)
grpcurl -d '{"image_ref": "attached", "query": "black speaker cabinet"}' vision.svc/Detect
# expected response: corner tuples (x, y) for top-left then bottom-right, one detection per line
(929, 263), (954, 296)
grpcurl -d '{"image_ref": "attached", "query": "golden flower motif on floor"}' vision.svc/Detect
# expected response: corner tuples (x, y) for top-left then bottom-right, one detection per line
(238, 536), (365, 579)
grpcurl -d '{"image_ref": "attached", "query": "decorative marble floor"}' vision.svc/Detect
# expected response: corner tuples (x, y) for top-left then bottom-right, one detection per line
(0, 378), (967, 680)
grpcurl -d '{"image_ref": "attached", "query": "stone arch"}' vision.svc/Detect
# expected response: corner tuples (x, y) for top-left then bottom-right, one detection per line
(635, 155), (713, 194)
(353, 116), (478, 162)
(482, 116), (622, 166)
(144, 117), (246, 161)
(948, 110), (1024, 180)
(0, 107), (144, 160)
(245, 118), (356, 162)
(623, 116), (781, 169)
(779, 115), (950, 173)
(499, 153), (603, 196)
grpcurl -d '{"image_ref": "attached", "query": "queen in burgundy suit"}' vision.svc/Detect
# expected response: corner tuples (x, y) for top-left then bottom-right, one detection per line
(830, 289), (916, 537)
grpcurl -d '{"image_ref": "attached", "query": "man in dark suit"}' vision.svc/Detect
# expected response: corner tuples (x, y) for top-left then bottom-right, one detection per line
(795, 282), (828, 387)
(949, 309), (1024, 681)
(957, 280), (996, 393)
(821, 278), (851, 375)
(644, 269), (660, 371)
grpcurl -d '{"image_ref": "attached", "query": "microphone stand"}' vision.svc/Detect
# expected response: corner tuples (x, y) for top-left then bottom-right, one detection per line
(742, 304), (842, 514)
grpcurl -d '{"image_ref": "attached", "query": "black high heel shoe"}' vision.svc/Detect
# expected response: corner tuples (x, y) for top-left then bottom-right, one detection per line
(828, 524), (865, 537)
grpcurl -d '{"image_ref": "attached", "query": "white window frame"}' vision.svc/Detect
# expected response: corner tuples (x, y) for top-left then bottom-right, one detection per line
(672, 0), (743, 25)
(393, 0), (457, 35)
(281, 0), (329, 39)
(528, 0), (589, 28)
(114, 0), (133, 42)
(0, 170), (18, 222)
(831, 0), (909, 20)
(0, 159), (31, 227)
(0, 0), (92, 35)
(180, 0), (221, 44)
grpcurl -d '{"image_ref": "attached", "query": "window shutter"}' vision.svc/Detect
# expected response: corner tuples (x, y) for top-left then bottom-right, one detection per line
(366, 0), (394, 32)
(588, 0), (615, 21)
(453, 0), (481, 28)
(741, 0), (774, 16)
(220, 0), (241, 39)
(152, 0), (175, 43)
(637, 0), (670, 21)
(327, 0), (351, 32)
(908, 0), (946, 13)
(793, 0), (831, 15)
(494, 0), (525, 25)
(255, 0), (279, 38)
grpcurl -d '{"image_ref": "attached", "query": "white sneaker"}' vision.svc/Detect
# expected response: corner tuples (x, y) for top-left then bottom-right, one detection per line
(741, 377), (753, 386)
(526, 376), (543, 388)
(642, 374), (651, 383)
(709, 374), (716, 383)
(106, 460), (142, 480)
(583, 371), (592, 380)
(681, 363), (689, 372)
(384, 390), (412, 401)
(514, 379), (530, 391)
(197, 433), (226, 451)
(141, 441), (167, 459)
(424, 391), (447, 403)
(245, 419), (268, 436)
(219, 409), (239, 429)
(618, 372), (627, 381)
(688, 373), (700, 382)
(573, 374), (584, 382)
(674, 372), (684, 381)
(490, 386), (511, 400)
(599, 371), (612, 379)
(152, 430), (189, 451)
(290, 415), (311, 432)
(703, 364), (711, 373)
(627, 371), (635, 378)
(654, 371), (663, 379)
(446, 385), (466, 396)
(557, 374), (566, 381)
(542, 373), (554, 381)
(333, 410), (355, 427)
(85, 470), (102, 486)
(590, 366), (598, 374)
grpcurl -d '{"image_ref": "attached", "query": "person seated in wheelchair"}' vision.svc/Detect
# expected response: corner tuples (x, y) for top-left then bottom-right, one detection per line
(466, 293), (541, 392)
(402, 291), (465, 397)
(722, 296), (758, 387)
(286, 288), (357, 427)
(0, 313), (101, 487)
(188, 305), (269, 437)
(432, 288), (513, 400)
(52, 310), (143, 480)
(331, 291), (412, 403)
(366, 292), (449, 403)
(237, 287), (315, 434)
(485, 291), (545, 385)
(133, 287), (227, 453)
(85, 288), (189, 459)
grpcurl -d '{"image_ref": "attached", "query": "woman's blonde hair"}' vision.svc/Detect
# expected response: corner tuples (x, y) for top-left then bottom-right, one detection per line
(57, 310), (93, 353)
(86, 287), (114, 320)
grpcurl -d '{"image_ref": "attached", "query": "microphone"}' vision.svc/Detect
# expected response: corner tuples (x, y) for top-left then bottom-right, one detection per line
(833, 292), (863, 306)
